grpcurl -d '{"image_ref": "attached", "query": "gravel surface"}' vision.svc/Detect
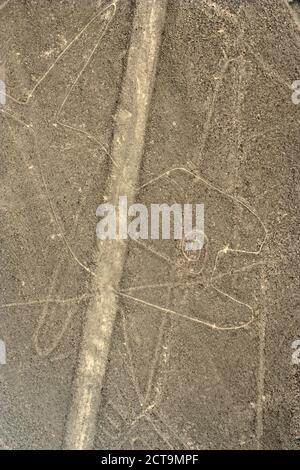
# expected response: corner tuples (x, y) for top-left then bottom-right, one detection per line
(0, 0), (299, 450)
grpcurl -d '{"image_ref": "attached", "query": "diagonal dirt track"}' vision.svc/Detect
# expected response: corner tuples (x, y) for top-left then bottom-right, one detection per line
(64, 0), (167, 450)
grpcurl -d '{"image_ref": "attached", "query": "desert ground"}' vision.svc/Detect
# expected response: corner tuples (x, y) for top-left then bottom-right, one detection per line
(0, 0), (299, 450)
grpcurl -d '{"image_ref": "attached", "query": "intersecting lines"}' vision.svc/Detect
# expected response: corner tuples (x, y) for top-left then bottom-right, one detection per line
(105, 175), (266, 448)
(1, 1), (119, 277)
(121, 283), (174, 408)
(96, 2), (272, 450)
(96, 297), (186, 450)
(99, 0), (298, 451)
(0, 1), (122, 363)
(29, 176), (99, 359)
(118, 167), (267, 332)
(2, 1), (117, 107)
(200, 1), (300, 128)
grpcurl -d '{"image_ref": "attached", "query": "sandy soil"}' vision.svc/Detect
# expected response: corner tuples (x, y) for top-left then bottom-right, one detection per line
(0, 0), (299, 450)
